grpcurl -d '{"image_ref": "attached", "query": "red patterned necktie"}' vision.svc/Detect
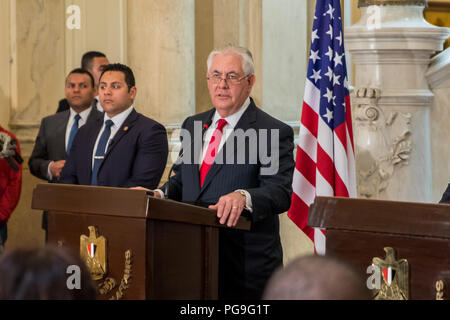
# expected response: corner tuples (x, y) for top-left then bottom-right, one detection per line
(200, 119), (228, 187)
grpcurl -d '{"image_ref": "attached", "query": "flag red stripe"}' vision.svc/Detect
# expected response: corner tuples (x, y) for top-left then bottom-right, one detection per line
(334, 169), (350, 197)
(301, 102), (318, 138)
(334, 122), (347, 152)
(316, 144), (335, 188)
(295, 147), (317, 186)
(288, 0), (355, 255)
(288, 192), (315, 241)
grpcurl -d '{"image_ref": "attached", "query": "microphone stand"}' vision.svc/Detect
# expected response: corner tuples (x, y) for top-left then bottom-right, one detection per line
(164, 119), (212, 198)
(0, 133), (23, 172)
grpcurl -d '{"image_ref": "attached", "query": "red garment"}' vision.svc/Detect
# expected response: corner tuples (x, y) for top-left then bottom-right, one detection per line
(199, 119), (228, 187)
(0, 126), (22, 223)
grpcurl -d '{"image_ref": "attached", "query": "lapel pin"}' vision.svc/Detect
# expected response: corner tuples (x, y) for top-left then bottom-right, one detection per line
(124, 126), (129, 131)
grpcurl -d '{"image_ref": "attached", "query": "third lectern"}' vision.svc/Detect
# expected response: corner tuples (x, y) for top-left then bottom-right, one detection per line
(308, 196), (450, 300)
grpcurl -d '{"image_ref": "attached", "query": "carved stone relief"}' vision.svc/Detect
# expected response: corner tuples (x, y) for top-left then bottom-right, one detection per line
(352, 88), (413, 199)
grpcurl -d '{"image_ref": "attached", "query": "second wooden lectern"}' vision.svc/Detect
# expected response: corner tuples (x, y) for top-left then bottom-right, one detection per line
(308, 196), (450, 300)
(31, 183), (250, 300)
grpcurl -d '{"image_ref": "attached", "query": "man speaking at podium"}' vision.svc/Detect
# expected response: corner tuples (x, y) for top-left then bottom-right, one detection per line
(154, 45), (295, 299)
(60, 63), (168, 190)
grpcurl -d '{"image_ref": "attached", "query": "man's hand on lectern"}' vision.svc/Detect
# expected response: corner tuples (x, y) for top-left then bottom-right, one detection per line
(130, 186), (160, 198)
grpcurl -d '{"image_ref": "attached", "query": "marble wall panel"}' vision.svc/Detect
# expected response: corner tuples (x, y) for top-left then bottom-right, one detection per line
(127, 0), (195, 124)
(0, 0), (11, 129)
(261, 0), (308, 122)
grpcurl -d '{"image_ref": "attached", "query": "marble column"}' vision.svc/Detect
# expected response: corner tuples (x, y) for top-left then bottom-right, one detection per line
(195, 0), (263, 113)
(261, 0), (308, 123)
(5, 0), (66, 249)
(426, 48), (450, 202)
(64, 0), (127, 75)
(127, 0), (196, 181)
(346, 0), (449, 202)
(9, 0), (66, 157)
(197, 0), (307, 122)
(195, 0), (215, 114)
(0, 0), (11, 128)
(127, 0), (195, 125)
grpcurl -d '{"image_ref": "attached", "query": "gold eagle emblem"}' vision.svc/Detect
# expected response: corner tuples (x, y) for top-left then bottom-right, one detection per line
(372, 247), (409, 300)
(80, 226), (107, 281)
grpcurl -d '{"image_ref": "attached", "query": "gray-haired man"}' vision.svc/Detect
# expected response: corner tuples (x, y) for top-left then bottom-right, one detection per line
(157, 45), (295, 299)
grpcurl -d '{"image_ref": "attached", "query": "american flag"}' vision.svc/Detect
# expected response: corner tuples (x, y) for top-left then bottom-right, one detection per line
(288, 0), (356, 255)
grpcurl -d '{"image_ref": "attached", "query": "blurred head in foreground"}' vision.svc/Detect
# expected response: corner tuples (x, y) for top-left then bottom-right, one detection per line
(263, 255), (370, 300)
(0, 246), (97, 300)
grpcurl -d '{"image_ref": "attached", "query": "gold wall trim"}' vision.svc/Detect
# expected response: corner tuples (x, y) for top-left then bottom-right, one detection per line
(359, 0), (427, 7)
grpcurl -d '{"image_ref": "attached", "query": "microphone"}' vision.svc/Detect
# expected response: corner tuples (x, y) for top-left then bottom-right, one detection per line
(164, 118), (212, 198)
(0, 132), (23, 172)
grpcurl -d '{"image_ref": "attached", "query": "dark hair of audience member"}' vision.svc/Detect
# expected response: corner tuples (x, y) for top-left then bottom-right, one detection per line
(81, 51), (107, 71)
(0, 246), (97, 300)
(263, 255), (371, 300)
(99, 63), (136, 90)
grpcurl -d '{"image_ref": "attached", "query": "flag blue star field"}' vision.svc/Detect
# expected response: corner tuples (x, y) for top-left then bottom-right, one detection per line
(288, 0), (356, 255)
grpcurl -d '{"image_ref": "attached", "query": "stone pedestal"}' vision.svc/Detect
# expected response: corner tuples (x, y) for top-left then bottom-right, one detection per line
(346, 1), (449, 202)
(426, 48), (450, 201)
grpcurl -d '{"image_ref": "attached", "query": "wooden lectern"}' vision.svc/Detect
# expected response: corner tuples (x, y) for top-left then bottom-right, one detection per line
(31, 183), (251, 300)
(308, 196), (450, 300)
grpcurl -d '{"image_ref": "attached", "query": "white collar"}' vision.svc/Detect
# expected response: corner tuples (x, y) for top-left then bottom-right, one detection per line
(69, 106), (92, 122)
(103, 105), (134, 127)
(211, 97), (250, 129)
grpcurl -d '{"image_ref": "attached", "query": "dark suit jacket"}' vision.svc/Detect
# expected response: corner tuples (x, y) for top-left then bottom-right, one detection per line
(164, 98), (295, 299)
(439, 184), (450, 203)
(29, 107), (103, 232)
(60, 109), (168, 189)
(29, 107), (103, 182)
(56, 98), (70, 113)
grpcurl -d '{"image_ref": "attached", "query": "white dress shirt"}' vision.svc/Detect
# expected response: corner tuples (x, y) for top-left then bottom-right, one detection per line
(64, 106), (93, 151)
(91, 105), (134, 169)
(47, 106), (92, 180)
(199, 98), (250, 167)
(158, 98), (253, 212)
